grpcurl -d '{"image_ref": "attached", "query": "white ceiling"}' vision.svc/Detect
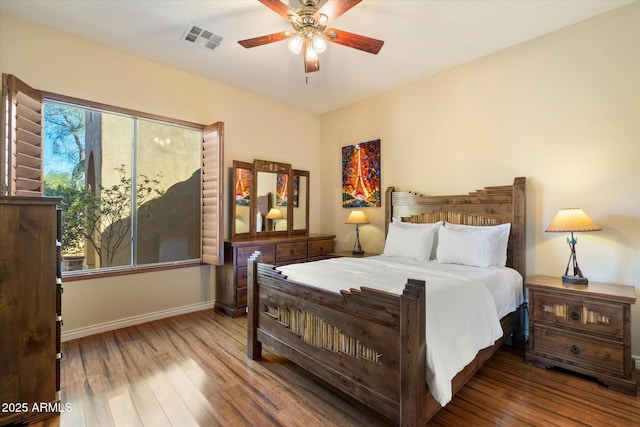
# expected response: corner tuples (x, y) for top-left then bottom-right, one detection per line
(0, 0), (634, 114)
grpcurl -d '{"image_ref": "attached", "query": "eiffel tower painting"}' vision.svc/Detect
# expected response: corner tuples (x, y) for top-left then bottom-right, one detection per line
(342, 139), (381, 207)
(235, 167), (251, 206)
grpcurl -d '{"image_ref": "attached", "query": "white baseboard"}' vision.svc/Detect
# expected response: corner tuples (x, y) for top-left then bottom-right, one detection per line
(634, 355), (640, 371)
(61, 301), (215, 342)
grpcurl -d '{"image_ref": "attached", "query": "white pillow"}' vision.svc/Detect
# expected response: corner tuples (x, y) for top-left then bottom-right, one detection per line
(436, 226), (495, 268)
(382, 221), (437, 261)
(442, 222), (511, 267)
(391, 219), (443, 259)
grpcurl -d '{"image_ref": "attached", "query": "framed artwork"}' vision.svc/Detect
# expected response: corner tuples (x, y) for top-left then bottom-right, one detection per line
(234, 167), (251, 206)
(292, 175), (299, 207)
(276, 173), (288, 206)
(342, 139), (381, 208)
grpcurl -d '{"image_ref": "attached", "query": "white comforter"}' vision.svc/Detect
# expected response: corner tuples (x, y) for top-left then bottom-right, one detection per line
(276, 255), (523, 406)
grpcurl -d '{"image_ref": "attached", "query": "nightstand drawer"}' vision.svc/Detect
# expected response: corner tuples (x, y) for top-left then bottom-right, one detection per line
(307, 238), (334, 258)
(533, 325), (624, 377)
(276, 242), (307, 262)
(532, 291), (625, 339)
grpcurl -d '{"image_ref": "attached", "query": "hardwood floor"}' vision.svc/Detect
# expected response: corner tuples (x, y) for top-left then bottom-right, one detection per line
(33, 310), (639, 427)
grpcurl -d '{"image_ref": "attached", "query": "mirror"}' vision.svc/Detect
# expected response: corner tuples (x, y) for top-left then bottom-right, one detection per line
(231, 160), (253, 239)
(230, 159), (310, 240)
(252, 159), (292, 236)
(292, 170), (309, 235)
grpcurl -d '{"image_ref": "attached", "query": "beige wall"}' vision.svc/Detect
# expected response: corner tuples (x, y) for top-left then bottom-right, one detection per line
(320, 4), (640, 357)
(0, 14), (321, 338)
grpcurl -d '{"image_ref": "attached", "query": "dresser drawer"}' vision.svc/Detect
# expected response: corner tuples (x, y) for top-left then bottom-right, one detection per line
(237, 286), (247, 308)
(308, 238), (334, 259)
(532, 291), (625, 339)
(236, 245), (276, 265)
(533, 324), (624, 377)
(276, 242), (307, 262)
(236, 267), (247, 288)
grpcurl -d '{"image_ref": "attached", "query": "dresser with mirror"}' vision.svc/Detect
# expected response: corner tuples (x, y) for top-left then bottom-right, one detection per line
(216, 159), (335, 317)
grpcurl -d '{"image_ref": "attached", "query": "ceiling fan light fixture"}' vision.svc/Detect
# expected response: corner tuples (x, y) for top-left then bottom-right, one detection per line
(305, 45), (319, 61)
(288, 34), (304, 54)
(238, 0), (383, 73)
(311, 33), (326, 53)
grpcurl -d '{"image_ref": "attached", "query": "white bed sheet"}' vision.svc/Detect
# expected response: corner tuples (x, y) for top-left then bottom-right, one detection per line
(276, 255), (523, 406)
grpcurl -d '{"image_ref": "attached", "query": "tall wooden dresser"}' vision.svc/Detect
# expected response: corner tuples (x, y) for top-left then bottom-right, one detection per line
(216, 234), (335, 317)
(0, 197), (62, 424)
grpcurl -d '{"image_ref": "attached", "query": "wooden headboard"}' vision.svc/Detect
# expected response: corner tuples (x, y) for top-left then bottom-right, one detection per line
(384, 177), (526, 277)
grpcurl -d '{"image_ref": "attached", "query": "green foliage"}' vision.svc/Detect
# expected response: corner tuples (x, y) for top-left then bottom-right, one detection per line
(45, 172), (73, 189)
(44, 176), (85, 254)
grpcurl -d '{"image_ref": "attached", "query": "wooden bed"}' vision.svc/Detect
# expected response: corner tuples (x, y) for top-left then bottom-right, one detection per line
(247, 177), (526, 426)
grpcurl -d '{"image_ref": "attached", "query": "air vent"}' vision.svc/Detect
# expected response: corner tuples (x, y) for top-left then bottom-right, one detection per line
(182, 25), (224, 51)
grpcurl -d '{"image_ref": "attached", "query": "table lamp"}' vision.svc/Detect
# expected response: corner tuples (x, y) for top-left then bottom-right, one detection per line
(266, 208), (284, 231)
(345, 210), (369, 255)
(546, 208), (601, 284)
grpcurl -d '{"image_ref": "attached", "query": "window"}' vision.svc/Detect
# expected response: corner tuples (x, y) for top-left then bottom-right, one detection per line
(1, 74), (223, 276)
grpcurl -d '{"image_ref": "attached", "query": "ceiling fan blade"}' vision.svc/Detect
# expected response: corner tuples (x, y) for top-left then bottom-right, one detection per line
(303, 41), (320, 73)
(315, 0), (361, 22)
(324, 28), (384, 54)
(238, 31), (291, 48)
(259, 0), (300, 21)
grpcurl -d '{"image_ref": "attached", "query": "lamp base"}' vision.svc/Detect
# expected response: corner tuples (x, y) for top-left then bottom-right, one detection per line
(562, 275), (588, 285)
(352, 249), (364, 256)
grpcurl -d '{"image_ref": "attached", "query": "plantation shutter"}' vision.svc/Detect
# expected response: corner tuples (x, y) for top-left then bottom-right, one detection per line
(201, 121), (224, 265)
(0, 74), (44, 196)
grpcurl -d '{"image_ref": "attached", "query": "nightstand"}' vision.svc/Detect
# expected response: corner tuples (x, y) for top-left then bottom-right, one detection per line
(525, 275), (637, 395)
(328, 251), (379, 258)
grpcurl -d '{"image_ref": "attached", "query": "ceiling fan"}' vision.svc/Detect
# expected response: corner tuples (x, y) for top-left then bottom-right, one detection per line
(238, 0), (384, 73)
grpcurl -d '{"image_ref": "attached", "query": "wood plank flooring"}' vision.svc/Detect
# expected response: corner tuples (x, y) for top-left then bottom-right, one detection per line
(33, 310), (639, 427)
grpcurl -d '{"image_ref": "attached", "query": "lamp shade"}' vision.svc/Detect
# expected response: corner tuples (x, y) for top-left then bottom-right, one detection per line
(546, 208), (601, 233)
(266, 208), (284, 220)
(345, 210), (369, 225)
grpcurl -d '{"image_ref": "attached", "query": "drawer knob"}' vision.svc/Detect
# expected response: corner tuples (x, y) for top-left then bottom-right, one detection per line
(570, 311), (580, 321)
(570, 345), (580, 355)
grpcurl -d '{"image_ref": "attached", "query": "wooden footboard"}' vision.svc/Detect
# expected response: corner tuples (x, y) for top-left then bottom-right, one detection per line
(247, 253), (428, 426)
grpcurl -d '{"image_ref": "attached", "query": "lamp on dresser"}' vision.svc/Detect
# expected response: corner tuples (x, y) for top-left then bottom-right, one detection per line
(546, 208), (601, 284)
(266, 208), (284, 231)
(345, 210), (369, 255)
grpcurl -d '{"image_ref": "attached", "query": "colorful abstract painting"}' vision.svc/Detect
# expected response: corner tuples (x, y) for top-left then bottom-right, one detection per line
(292, 175), (299, 207)
(342, 139), (381, 208)
(276, 173), (288, 206)
(234, 168), (251, 206)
